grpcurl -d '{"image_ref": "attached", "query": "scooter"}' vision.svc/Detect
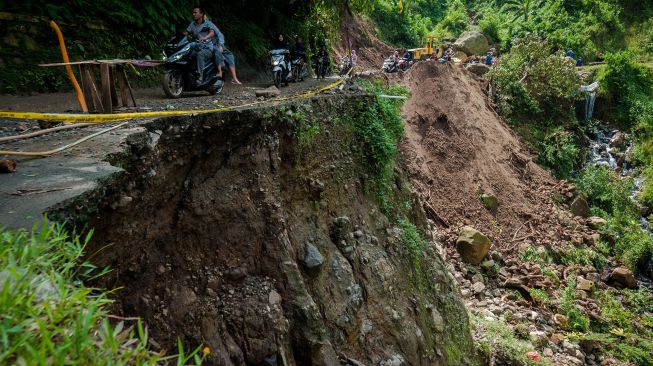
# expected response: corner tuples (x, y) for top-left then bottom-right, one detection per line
(382, 57), (398, 73)
(398, 57), (413, 71)
(161, 34), (223, 98)
(290, 54), (308, 82)
(270, 48), (290, 88)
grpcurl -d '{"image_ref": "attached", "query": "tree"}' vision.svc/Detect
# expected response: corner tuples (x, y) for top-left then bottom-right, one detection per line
(503, 0), (543, 23)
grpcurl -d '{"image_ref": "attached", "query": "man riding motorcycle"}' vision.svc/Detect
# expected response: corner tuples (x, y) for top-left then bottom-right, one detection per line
(185, 7), (222, 81)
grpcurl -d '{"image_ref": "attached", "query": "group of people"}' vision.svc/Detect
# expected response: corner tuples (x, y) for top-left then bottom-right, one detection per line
(185, 7), (241, 84)
(271, 34), (332, 79)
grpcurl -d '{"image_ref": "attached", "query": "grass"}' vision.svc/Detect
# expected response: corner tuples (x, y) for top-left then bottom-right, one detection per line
(472, 315), (549, 366)
(568, 288), (653, 366)
(0, 220), (204, 365)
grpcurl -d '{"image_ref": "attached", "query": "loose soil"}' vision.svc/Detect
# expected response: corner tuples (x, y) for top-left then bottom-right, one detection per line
(400, 61), (566, 250)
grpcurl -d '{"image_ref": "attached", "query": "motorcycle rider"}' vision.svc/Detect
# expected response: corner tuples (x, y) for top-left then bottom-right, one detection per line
(293, 35), (307, 68)
(185, 7), (222, 81)
(273, 34), (292, 79)
(314, 45), (330, 78)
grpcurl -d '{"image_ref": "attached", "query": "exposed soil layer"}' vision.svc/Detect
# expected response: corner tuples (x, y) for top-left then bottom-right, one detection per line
(55, 96), (477, 366)
(334, 12), (393, 73)
(400, 61), (567, 250)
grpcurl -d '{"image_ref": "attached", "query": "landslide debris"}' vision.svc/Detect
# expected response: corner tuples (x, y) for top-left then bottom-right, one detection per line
(399, 61), (649, 365)
(55, 95), (478, 365)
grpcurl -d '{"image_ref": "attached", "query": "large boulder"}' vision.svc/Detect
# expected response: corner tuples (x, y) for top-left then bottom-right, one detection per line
(456, 226), (491, 265)
(569, 195), (590, 217)
(610, 267), (638, 288)
(465, 63), (491, 77)
(587, 216), (607, 230)
(453, 32), (490, 56)
(255, 86), (280, 98)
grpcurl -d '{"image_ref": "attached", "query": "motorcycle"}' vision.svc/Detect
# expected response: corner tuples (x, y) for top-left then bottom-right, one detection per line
(398, 57), (413, 71)
(339, 55), (352, 75)
(290, 54), (308, 82)
(382, 57), (398, 73)
(314, 55), (328, 79)
(161, 33), (223, 98)
(270, 49), (290, 88)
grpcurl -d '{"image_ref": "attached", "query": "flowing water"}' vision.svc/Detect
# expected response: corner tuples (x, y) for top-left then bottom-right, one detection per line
(587, 128), (653, 285)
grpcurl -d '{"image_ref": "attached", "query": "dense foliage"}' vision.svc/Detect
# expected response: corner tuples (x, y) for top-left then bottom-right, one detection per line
(0, 221), (204, 365)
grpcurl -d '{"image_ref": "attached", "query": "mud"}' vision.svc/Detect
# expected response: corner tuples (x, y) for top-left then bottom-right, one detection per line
(53, 95), (477, 366)
(400, 62), (567, 251)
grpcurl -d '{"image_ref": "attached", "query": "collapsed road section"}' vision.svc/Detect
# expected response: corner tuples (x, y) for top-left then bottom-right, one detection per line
(7, 94), (477, 365)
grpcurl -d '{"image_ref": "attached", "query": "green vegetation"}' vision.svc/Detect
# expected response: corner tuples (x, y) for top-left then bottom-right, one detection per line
(0, 221), (203, 365)
(568, 288), (653, 366)
(356, 80), (410, 214)
(487, 34), (582, 178)
(472, 315), (548, 365)
(559, 277), (591, 332)
(574, 165), (653, 270)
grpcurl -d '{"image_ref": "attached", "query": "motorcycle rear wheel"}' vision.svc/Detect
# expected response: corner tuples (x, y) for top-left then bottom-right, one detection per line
(162, 70), (183, 98)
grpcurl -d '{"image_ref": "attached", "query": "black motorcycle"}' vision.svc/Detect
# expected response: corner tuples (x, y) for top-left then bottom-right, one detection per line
(161, 34), (223, 98)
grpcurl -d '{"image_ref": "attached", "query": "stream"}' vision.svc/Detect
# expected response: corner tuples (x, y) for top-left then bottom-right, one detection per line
(587, 128), (653, 285)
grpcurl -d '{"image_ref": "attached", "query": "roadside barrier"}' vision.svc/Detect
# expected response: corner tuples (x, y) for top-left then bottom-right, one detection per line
(0, 77), (347, 124)
(0, 72), (352, 157)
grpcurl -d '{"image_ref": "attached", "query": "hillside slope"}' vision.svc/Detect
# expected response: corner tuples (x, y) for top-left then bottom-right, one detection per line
(400, 62), (569, 250)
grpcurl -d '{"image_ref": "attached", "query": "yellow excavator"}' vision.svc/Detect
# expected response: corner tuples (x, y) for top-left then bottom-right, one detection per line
(408, 36), (444, 60)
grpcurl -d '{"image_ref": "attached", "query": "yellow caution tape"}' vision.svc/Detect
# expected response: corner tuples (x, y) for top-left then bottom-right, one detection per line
(0, 77), (347, 124)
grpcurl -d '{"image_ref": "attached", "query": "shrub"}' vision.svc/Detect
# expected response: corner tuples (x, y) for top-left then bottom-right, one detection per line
(575, 165), (636, 215)
(488, 34), (581, 119)
(535, 128), (581, 179)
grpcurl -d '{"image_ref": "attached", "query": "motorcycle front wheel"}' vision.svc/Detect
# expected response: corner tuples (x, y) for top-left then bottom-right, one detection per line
(162, 70), (183, 98)
(273, 70), (282, 88)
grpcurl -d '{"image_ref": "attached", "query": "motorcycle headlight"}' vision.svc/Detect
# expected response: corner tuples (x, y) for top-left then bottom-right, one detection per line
(166, 45), (190, 62)
(273, 60), (279, 66)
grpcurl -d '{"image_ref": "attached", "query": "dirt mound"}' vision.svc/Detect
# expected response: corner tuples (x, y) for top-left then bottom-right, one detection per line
(334, 11), (393, 72)
(400, 61), (565, 249)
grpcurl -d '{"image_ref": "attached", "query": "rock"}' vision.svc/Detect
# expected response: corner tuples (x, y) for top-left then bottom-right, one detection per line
(456, 226), (491, 265)
(480, 260), (495, 271)
(551, 333), (565, 345)
(255, 86), (280, 98)
(0, 158), (17, 173)
(453, 31), (490, 56)
(610, 267), (638, 288)
(569, 195), (590, 217)
(301, 241), (325, 270)
(268, 290), (282, 305)
(609, 132), (627, 151)
(472, 281), (486, 294)
(543, 348), (554, 357)
(224, 267), (247, 281)
(479, 192), (498, 211)
(465, 63), (490, 76)
(529, 330), (548, 348)
(577, 278), (595, 292)
(587, 216), (607, 230)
